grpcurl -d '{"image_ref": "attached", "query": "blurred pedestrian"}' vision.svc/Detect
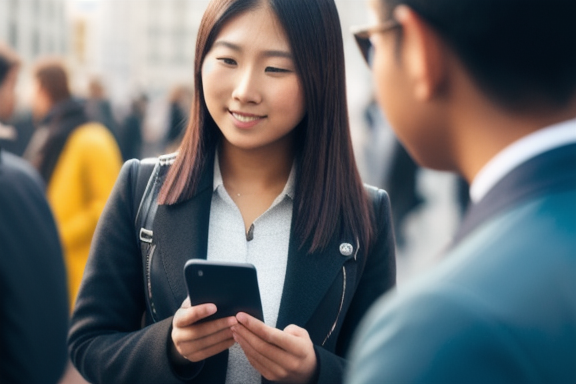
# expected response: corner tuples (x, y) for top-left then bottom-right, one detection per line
(383, 139), (423, 248)
(68, 0), (396, 383)
(165, 85), (192, 151)
(118, 93), (147, 161)
(84, 77), (120, 143)
(24, 58), (122, 309)
(0, 41), (69, 384)
(346, 0), (576, 383)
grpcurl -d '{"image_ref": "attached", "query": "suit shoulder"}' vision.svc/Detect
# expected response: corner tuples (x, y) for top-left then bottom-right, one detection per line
(348, 280), (517, 383)
(363, 183), (390, 205)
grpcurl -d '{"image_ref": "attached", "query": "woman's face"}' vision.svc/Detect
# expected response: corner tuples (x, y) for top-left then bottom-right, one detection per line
(202, 5), (306, 152)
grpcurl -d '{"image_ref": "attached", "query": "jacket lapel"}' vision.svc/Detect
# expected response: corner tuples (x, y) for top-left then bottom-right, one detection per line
(276, 225), (356, 330)
(151, 151), (359, 329)
(152, 156), (215, 304)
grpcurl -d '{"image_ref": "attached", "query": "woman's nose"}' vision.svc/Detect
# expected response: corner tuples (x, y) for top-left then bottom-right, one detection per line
(231, 69), (262, 104)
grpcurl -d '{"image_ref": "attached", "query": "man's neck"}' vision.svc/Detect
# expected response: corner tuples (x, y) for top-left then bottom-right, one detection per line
(450, 99), (576, 184)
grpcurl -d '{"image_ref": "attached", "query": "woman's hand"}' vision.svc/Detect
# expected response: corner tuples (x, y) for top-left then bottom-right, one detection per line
(231, 312), (317, 383)
(171, 297), (238, 363)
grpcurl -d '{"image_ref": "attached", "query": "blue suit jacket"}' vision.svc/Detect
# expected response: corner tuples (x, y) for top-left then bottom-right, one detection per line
(346, 143), (576, 384)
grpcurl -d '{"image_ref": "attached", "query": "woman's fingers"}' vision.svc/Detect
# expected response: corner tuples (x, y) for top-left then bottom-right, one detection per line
(235, 312), (305, 357)
(174, 320), (232, 349)
(178, 325), (236, 362)
(177, 315), (237, 340)
(173, 302), (217, 328)
(232, 327), (287, 379)
(171, 298), (239, 361)
(231, 313), (317, 383)
(187, 337), (236, 362)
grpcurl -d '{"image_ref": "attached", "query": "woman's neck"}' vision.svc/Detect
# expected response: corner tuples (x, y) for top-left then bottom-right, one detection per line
(218, 139), (294, 196)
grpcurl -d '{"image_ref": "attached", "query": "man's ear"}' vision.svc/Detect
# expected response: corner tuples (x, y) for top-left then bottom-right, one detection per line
(394, 5), (448, 101)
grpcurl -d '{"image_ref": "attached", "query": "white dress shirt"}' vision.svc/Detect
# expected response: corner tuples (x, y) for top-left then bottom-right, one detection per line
(470, 118), (576, 204)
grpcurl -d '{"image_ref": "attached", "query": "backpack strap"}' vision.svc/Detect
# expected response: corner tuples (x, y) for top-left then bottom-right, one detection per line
(133, 158), (158, 245)
(132, 153), (177, 323)
(134, 153), (177, 245)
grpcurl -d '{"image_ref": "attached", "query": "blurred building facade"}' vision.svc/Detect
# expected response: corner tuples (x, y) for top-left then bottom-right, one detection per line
(69, 0), (202, 104)
(0, 0), (68, 109)
(0, 0), (68, 62)
(0, 0), (68, 155)
(69, 1), (371, 100)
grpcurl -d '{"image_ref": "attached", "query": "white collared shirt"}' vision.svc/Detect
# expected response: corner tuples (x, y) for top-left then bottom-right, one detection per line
(470, 118), (576, 204)
(207, 153), (295, 384)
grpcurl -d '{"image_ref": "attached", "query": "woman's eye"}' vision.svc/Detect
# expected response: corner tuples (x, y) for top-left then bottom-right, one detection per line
(265, 66), (290, 73)
(217, 58), (237, 66)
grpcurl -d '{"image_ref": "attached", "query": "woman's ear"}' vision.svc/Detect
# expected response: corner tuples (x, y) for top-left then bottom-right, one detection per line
(394, 5), (448, 101)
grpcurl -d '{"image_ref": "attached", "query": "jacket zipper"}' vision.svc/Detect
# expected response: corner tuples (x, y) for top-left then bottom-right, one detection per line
(322, 265), (346, 346)
(145, 243), (158, 322)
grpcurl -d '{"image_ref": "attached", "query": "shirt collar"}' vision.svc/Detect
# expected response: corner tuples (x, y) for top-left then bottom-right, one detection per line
(213, 151), (296, 200)
(470, 118), (576, 204)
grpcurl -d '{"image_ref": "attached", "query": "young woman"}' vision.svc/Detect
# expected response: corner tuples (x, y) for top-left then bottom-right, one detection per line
(68, 0), (396, 383)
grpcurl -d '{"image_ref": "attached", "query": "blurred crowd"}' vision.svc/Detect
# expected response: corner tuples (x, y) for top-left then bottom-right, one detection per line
(1, 72), (192, 164)
(0, 44), (194, 384)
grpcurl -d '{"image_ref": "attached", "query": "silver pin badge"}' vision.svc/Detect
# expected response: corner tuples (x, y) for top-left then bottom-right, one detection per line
(339, 243), (354, 256)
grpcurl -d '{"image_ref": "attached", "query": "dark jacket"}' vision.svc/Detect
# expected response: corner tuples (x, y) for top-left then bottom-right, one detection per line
(0, 149), (69, 384)
(68, 154), (396, 384)
(27, 98), (89, 183)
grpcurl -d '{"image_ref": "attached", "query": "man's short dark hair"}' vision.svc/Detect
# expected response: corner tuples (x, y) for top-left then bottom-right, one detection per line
(0, 42), (20, 85)
(380, 0), (576, 113)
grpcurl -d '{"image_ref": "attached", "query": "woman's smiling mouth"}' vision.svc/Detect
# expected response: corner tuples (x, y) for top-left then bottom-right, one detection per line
(229, 111), (267, 129)
(230, 111), (266, 122)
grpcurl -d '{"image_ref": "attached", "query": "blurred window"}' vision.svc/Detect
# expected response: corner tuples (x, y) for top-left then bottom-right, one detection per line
(8, 0), (18, 48)
(8, 22), (18, 48)
(33, 0), (40, 18)
(32, 29), (40, 57)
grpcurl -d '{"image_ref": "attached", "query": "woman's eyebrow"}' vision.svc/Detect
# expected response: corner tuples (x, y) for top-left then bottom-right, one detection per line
(212, 40), (241, 51)
(212, 40), (292, 59)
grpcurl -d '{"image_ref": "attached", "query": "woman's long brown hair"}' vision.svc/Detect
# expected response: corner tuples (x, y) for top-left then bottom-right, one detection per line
(159, 0), (374, 254)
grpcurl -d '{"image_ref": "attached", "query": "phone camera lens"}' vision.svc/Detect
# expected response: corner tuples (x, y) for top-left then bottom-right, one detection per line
(198, 270), (203, 277)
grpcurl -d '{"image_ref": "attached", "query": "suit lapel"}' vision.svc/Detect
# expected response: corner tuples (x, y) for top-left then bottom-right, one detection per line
(452, 143), (576, 246)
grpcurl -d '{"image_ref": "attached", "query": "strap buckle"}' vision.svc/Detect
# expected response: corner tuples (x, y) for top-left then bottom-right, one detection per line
(139, 228), (153, 244)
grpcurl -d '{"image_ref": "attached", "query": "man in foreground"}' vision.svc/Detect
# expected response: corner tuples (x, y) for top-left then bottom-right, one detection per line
(346, 0), (576, 382)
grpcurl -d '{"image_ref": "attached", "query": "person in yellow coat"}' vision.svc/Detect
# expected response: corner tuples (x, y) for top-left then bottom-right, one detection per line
(25, 59), (122, 309)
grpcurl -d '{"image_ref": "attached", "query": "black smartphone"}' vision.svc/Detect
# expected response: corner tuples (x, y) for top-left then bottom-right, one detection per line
(183, 259), (264, 323)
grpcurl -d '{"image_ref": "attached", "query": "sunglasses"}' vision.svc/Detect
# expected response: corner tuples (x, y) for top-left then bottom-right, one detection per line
(351, 20), (401, 67)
